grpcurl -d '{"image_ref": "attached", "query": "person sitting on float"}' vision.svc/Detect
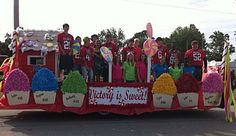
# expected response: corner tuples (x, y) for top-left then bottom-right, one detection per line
(168, 58), (183, 81)
(152, 57), (168, 79)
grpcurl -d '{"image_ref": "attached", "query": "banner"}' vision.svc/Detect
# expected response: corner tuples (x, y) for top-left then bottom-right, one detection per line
(89, 86), (148, 105)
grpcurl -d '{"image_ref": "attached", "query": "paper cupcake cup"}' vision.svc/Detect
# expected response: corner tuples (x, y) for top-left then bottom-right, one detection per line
(6, 91), (30, 105)
(33, 91), (56, 104)
(203, 92), (222, 106)
(153, 93), (173, 108)
(177, 92), (198, 107)
(63, 92), (85, 107)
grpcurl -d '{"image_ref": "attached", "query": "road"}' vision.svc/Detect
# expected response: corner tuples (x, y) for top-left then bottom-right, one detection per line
(0, 109), (235, 136)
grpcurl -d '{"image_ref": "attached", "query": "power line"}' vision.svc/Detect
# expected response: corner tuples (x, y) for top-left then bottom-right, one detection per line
(123, 0), (236, 16)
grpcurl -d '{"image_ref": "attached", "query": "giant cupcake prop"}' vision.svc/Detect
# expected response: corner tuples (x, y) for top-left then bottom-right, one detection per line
(62, 71), (87, 107)
(3, 68), (30, 105)
(202, 73), (223, 106)
(152, 73), (177, 108)
(176, 73), (199, 107)
(32, 68), (58, 104)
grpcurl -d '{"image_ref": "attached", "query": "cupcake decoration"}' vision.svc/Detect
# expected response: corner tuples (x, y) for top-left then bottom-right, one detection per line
(62, 71), (87, 107)
(202, 73), (223, 93)
(31, 68), (58, 104)
(152, 73), (177, 95)
(152, 73), (177, 108)
(176, 73), (199, 107)
(3, 68), (30, 93)
(202, 73), (223, 106)
(3, 68), (30, 105)
(32, 68), (58, 92)
(61, 71), (87, 94)
(176, 73), (199, 93)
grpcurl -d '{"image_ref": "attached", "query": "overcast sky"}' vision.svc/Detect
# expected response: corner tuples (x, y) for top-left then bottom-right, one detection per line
(0, 0), (236, 52)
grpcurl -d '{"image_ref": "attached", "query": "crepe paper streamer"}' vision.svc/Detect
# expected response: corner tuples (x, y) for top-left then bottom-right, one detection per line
(223, 46), (236, 122)
(100, 46), (113, 62)
(202, 73), (224, 93)
(176, 73), (199, 93)
(61, 71), (87, 94)
(32, 68), (58, 92)
(152, 73), (177, 96)
(3, 68), (30, 93)
(143, 38), (158, 57)
(146, 22), (153, 38)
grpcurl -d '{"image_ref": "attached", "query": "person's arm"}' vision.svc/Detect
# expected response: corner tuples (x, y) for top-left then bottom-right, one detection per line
(203, 57), (207, 73)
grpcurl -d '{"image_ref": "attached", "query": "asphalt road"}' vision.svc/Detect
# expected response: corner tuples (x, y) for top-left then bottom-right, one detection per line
(0, 109), (235, 136)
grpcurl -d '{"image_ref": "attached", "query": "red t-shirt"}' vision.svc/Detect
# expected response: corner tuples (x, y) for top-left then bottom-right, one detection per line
(112, 64), (123, 82)
(152, 44), (167, 64)
(122, 47), (135, 62)
(184, 48), (206, 66)
(80, 46), (94, 68)
(136, 61), (147, 81)
(166, 49), (180, 66)
(73, 51), (83, 65)
(103, 42), (117, 57)
(134, 47), (142, 62)
(57, 32), (74, 55)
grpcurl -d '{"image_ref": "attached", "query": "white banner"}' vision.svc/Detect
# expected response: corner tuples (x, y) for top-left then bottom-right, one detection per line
(89, 86), (148, 105)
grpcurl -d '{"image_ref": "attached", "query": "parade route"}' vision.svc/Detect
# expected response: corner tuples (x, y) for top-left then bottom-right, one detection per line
(0, 109), (235, 136)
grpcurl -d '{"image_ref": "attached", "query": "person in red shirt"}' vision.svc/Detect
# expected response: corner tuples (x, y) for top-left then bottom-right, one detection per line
(133, 38), (142, 62)
(57, 23), (74, 76)
(73, 36), (82, 74)
(152, 37), (167, 64)
(184, 40), (207, 81)
(102, 34), (117, 82)
(80, 37), (94, 82)
(90, 34), (98, 49)
(166, 44), (180, 67)
(103, 34), (117, 57)
(122, 39), (135, 62)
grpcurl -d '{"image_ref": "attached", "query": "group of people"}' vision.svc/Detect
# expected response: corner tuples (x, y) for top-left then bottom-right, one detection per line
(57, 23), (207, 83)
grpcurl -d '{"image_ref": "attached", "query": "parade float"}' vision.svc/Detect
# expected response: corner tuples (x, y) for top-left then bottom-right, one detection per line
(0, 24), (235, 119)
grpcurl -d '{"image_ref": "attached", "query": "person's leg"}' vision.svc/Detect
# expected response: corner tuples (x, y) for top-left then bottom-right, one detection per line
(194, 66), (202, 81)
(88, 68), (94, 82)
(81, 66), (88, 82)
(64, 55), (73, 75)
(103, 62), (108, 82)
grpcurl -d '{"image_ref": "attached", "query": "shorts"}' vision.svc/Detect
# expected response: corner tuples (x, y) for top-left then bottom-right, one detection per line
(59, 55), (73, 74)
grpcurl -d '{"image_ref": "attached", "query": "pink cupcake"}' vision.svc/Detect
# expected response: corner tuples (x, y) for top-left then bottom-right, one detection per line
(3, 68), (30, 105)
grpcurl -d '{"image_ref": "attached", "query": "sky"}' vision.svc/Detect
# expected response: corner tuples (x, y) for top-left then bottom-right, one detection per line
(0, 0), (236, 58)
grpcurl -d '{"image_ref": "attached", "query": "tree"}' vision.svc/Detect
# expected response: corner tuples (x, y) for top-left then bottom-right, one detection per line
(0, 33), (12, 56)
(132, 30), (148, 47)
(206, 31), (235, 61)
(170, 24), (206, 61)
(97, 27), (125, 48)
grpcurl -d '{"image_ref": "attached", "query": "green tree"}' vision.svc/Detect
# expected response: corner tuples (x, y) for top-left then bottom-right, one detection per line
(206, 31), (235, 61)
(98, 27), (125, 48)
(0, 33), (12, 64)
(170, 24), (206, 60)
(0, 33), (12, 56)
(132, 30), (148, 47)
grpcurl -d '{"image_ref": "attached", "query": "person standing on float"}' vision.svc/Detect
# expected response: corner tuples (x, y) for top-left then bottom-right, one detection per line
(184, 40), (207, 81)
(152, 37), (167, 64)
(57, 23), (74, 79)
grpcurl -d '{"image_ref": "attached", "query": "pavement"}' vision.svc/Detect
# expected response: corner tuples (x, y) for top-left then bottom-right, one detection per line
(0, 108), (236, 136)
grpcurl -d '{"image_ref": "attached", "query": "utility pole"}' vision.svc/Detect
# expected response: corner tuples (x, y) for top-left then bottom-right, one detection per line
(14, 0), (19, 29)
